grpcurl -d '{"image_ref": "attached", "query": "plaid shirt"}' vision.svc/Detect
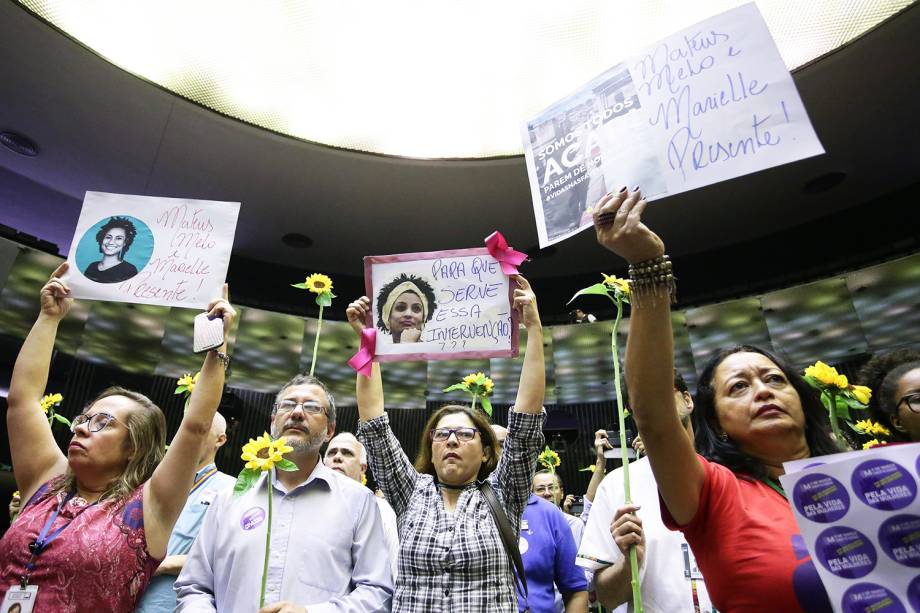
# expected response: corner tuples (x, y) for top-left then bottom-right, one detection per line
(358, 409), (545, 613)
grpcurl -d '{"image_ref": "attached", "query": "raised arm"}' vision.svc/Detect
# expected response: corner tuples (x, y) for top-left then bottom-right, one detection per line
(594, 189), (704, 525)
(144, 286), (236, 559)
(349, 296), (418, 515)
(347, 296), (384, 421)
(511, 275), (545, 414)
(585, 429), (610, 503)
(7, 262), (72, 503)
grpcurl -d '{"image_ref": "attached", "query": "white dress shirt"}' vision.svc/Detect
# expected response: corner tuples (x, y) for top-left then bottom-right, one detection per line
(175, 459), (393, 612)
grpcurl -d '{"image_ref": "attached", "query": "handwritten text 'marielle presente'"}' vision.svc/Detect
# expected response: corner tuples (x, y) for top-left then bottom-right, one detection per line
(117, 205), (215, 302)
(423, 256), (512, 350)
(634, 27), (791, 181)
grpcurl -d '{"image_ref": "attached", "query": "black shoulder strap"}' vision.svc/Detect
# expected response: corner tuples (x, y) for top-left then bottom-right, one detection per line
(478, 480), (528, 601)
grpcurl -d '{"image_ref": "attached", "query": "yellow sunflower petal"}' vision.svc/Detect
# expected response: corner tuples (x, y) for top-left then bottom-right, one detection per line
(850, 385), (872, 405)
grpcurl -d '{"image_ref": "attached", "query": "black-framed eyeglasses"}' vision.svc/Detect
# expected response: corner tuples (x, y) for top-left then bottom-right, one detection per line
(274, 400), (327, 416)
(70, 412), (124, 433)
(896, 392), (920, 414)
(430, 427), (479, 442)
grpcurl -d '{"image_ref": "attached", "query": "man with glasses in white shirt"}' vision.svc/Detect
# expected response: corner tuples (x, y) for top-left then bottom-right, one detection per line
(175, 374), (393, 613)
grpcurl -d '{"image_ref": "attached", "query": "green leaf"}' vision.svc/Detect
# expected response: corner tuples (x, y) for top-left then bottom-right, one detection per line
(291, 283), (308, 289)
(315, 291), (335, 307)
(53, 414), (72, 426)
(275, 458), (299, 472)
(233, 469), (259, 497)
(174, 386), (186, 395)
(834, 403), (852, 422)
(567, 283), (614, 305)
(480, 396), (493, 417)
(443, 383), (468, 393)
(841, 394), (868, 410)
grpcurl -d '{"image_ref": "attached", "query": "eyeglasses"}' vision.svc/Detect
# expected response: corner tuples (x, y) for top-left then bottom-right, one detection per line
(896, 392), (920, 414)
(430, 427), (479, 442)
(274, 400), (327, 416)
(70, 412), (123, 433)
(533, 485), (560, 495)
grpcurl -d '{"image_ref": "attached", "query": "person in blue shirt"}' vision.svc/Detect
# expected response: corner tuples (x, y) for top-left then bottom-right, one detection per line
(135, 412), (236, 612)
(492, 425), (588, 613)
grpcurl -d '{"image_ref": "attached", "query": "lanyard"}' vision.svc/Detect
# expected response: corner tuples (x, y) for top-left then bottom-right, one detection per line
(20, 492), (96, 587)
(190, 467), (218, 496)
(762, 477), (787, 500)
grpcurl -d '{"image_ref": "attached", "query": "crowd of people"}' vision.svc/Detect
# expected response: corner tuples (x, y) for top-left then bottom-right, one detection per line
(1, 191), (918, 612)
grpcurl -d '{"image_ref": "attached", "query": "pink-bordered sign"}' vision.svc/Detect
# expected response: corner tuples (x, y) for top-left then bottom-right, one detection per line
(363, 247), (520, 362)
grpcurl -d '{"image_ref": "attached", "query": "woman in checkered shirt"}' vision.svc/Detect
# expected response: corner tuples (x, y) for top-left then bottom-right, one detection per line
(348, 275), (546, 612)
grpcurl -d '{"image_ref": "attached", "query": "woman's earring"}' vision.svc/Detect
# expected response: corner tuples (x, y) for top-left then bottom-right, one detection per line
(718, 431), (729, 442)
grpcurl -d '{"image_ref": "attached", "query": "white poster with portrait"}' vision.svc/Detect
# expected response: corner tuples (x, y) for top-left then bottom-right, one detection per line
(63, 191), (240, 309)
(364, 248), (520, 362)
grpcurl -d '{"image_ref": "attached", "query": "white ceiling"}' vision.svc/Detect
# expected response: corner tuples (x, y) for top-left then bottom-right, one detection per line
(0, 1), (919, 283)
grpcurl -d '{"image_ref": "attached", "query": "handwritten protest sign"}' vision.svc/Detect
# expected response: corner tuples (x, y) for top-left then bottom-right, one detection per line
(364, 248), (519, 362)
(64, 192), (240, 309)
(780, 443), (920, 612)
(523, 3), (824, 247)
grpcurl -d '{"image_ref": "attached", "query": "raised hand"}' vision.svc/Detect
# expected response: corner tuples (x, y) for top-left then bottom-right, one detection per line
(40, 262), (73, 320)
(205, 283), (236, 342)
(346, 296), (372, 336)
(594, 428), (612, 459)
(632, 434), (646, 457)
(593, 188), (664, 264)
(610, 503), (646, 567)
(512, 275), (541, 330)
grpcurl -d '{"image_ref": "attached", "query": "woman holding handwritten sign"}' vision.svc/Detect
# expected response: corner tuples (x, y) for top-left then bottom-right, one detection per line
(0, 262), (235, 612)
(591, 189), (838, 612)
(349, 275), (545, 612)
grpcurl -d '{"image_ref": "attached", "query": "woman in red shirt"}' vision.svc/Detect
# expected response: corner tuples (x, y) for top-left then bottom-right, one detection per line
(591, 189), (839, 612)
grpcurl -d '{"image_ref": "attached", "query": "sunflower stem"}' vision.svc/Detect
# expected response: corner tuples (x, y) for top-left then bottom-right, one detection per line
(260, 476), (272, 608)
(611, 299), (643, 613)
(471, 394), (477, 412)
(309, 305), (324, 377)
(827, 389), (845, 450)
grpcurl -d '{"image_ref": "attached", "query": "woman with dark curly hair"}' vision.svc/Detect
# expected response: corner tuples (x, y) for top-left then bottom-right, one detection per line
(857, 348), (920, 442)
(376, 273), (438, 343)
(590, 188), (840, 612)
(84, 217), (139, 283)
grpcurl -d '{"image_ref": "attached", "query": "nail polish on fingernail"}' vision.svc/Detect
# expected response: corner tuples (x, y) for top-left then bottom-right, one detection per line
(619, 186), (627, 193)
(632, 185), (640, 191)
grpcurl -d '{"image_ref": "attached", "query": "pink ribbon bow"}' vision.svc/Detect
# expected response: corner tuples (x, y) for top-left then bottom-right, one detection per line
(485, 231), (527, 276)
(348, 328), (377, 378)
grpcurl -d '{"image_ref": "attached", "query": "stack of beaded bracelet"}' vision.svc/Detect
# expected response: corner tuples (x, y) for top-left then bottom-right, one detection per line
(627, 254), (676, 304)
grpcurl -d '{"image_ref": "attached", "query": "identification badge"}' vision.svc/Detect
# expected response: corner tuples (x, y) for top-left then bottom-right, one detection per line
(681, 543), (704, 580)
(2, 585), (39, 613)
(521, 519), (529, 532)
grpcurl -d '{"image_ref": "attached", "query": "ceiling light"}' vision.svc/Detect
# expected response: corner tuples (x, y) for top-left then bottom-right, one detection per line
(18, 0), (914, 158)
(0, 130), (39, 157)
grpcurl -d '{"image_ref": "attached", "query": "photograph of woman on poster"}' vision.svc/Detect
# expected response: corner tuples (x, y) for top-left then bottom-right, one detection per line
(82, 216), (140, 283)
(375, 273), (437, 343)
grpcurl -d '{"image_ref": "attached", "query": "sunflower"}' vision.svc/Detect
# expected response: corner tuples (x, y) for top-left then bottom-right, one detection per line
(304, 273), (333, 295)
(804, 361), (848, 389)
(241, 433), (294, 472)
(602, 273), (631, 296)
(538, 446), (561, 472)
(862, 439), (882, 450)
(850, 385), (872, 405)
(40, 393), (63, 414)
(462, 373), (481, 387)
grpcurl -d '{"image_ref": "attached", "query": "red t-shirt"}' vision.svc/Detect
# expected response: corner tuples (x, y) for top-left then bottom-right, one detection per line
(661, 455), (831, 613)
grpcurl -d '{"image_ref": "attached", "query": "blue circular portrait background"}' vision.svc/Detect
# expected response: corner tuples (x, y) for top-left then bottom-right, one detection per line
(74, 216), (154, 282)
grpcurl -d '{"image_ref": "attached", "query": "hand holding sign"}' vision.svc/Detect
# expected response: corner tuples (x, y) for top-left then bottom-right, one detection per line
(40, 262), (74, 321)
(593, 189), (663, 264)
(511, 275), (541, 330)
(204, 284), (236, 343)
